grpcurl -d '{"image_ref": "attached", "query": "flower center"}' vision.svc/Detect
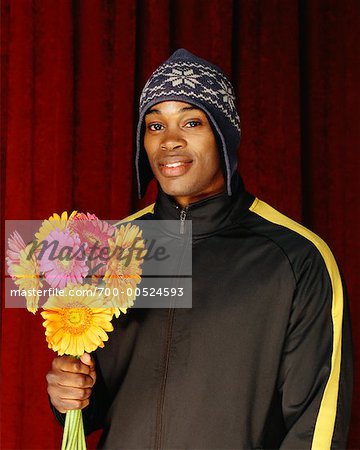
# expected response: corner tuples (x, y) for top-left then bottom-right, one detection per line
(69, 311), (82, 325)
(61, 258), (72, 268)
(55, 257), (73, 273)
(61, 306), (92, 335)
(85, 231), (101, 245)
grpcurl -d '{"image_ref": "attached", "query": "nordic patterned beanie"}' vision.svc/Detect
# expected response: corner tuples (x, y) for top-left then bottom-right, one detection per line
(136, 48), (241, 198)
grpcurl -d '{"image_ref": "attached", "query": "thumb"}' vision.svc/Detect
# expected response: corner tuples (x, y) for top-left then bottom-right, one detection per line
(80, 352), (97, 384)
(80, 352), (95, 369)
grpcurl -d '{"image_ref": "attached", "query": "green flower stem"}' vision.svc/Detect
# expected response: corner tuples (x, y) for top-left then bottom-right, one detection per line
(78, 410), (86, 450)
(68, 410), (79, 449)
(61, 409), (86, 449)
(61, 411), (70, 450)
(60, 355), (87, 449)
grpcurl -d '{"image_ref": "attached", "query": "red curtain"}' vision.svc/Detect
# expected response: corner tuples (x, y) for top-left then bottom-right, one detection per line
(1, 0), (359, 448)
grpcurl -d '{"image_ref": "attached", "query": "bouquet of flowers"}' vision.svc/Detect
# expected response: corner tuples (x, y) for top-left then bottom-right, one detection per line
(6, 211), (147, 450)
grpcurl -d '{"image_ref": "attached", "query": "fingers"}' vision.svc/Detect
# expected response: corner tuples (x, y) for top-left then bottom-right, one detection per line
(50, 396), (91, 413)
(47, 384), (92, 413)
(47, 354), (97, 413)
(52, 355), (92, 376)
(46, 370), (95, 389)
(54, 386), (93, 401)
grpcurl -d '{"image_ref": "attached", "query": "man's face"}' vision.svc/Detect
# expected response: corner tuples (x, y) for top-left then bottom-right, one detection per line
(144, 101), (225, 207)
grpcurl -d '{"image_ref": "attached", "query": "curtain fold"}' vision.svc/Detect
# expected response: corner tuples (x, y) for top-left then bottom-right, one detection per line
(1, 0), (359, 448)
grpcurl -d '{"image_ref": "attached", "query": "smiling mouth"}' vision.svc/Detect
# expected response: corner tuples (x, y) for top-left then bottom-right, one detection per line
(158, 160), (193, 177)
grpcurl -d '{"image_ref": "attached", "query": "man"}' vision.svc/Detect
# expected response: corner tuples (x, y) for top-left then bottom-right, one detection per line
(47, 49), (352, 449)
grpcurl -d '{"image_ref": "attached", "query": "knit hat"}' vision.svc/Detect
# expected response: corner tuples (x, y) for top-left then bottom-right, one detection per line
(136, 48), (241, 198)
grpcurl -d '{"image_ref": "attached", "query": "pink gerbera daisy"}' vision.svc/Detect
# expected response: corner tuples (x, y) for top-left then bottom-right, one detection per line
(69, 214), (115, 277)
(6, 231), (27, 278)
(39, 228), (89, 289)
(72, 212), (98, 222)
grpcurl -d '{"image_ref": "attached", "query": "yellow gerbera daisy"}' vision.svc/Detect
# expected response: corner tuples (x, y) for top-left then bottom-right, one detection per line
(35, 210), (77, 243)
(114, 222), (145, 249)
(103, 224), (147, 317)
(12, 243), (43, 314)
(41, 284), (114, 356)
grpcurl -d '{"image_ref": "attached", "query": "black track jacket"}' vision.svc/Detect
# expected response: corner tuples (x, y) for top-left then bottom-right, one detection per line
(54, 174), (352, 449)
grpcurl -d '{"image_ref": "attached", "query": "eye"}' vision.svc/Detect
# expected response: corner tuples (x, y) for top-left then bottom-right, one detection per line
(185, 120), (201, 128)
(147, 123), (164, 131)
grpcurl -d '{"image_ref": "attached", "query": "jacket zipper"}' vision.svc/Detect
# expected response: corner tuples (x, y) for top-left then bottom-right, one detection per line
(155, 308), (175, 449)
(155, 206), (189, 448)
(179, 207), (188, 234)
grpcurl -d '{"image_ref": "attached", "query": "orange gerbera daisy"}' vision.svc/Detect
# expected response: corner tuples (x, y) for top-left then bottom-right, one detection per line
(103, 223), (147, 317)
(41, 284), (114, 356)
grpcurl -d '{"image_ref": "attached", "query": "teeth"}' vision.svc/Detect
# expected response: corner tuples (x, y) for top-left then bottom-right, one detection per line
(165, 162), (185, 168)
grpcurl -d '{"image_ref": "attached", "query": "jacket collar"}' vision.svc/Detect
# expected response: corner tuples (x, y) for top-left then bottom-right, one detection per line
(153, 173), (255, 237)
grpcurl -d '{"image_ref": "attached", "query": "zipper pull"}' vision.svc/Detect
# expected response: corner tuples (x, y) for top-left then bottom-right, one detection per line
(180, 209), (187, 234)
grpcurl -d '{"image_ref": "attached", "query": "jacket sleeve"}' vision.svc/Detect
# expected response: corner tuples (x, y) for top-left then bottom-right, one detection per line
(277, 246), (353, 450)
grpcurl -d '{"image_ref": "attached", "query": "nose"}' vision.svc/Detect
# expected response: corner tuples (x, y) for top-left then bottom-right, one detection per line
(160, 129), (186, 152)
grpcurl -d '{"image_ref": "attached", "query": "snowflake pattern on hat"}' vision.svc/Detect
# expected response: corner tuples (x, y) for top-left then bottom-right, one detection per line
(167, 68), (202, 88)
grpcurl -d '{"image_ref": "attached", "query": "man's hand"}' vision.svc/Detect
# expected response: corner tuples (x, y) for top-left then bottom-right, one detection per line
(47, 353), (96, 413)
